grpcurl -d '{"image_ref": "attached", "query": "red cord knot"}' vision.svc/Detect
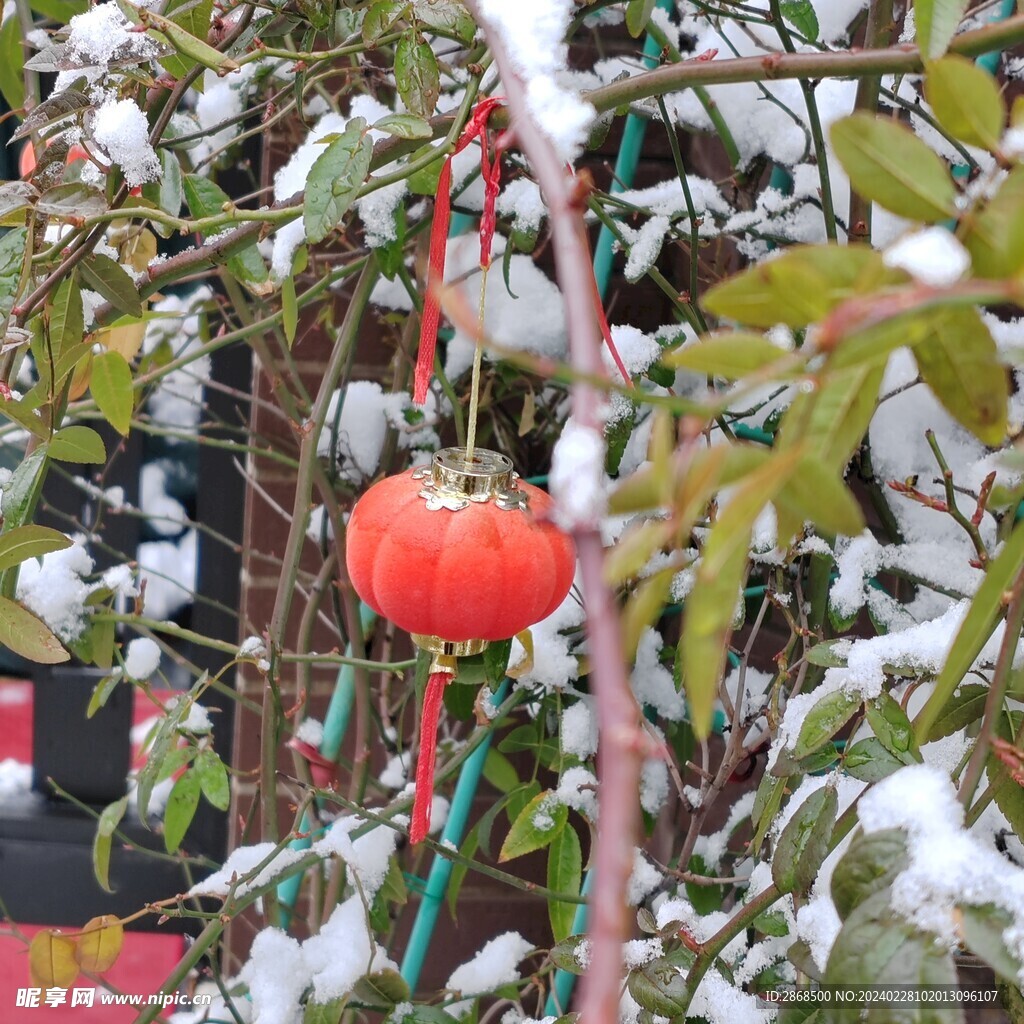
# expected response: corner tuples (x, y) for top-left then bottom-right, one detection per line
(414, 98), (509, 406)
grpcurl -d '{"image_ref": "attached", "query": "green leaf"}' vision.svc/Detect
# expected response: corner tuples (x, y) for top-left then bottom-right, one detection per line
(49, 425), (107, 464)
(958, 904), (1022, 982)
(182, 175), (267, 284)
(988, 711), (1024, 841)
(685, 853), (724, 915)
(550, 935), (590, 976)
(91, 350), (134, 435)
(30, 0), (89, 19)
(93, 797), (128, 894)
(195, 748), (230, 810)
(282, 275), (298, 348)
(681, 448), (802, 737)
(0, 181), (38, 226)
(961, 165), (1024, 277)
(295, 0), (336, 32)
(413, 0), (475, 42)
(924, 55), (1004, 150)
(625, 0), (656, 37)
(483, 748), (519, 794)
(830, 828), (907, 921)
(913, 307), (1006, 446)
(363, 1), (404, 46)
(780, 0), (819, 40)
(163, 769), (201, 852)
(135, 676), (202, 822)
(792, 688), (862, 759)
(303, 118), (374, 244)
(777, 456), (864, 540)
(0, 227), (25, 324)
(865, 691), (919, 762)
(842, 737), (905, 782)
(663, 332), (791, 379)
(133, 2), (239, 75)
(304, 999), (346, 1024)
(0, 595), (69, 663)
(914, 520), (1024, 742)
(0, 15), (24, 113)
(805, 641), (848, 669)
(703, 244), (890, 329)
(351, 968), (410, 1008)
(0, 525), (71, 571)
(546, 825), (582, 942)
(36, 182), (108, 219)
(46, 273), (84, 369)
(779, 360), (886, 472)
(0, 448), (45, 531)
(772, 784), (838, 895)
(373, 113), (433, 140)
(751, 771), (786, 851)
(923, 683), (987, 742)
(916, 0), (969, 60)
(80, 254), (143, 319)
(830, 113), (957, 222)
(627, 955), (693, 1017)
(499, 790), (567, 862)
(394, 34), (440, 119)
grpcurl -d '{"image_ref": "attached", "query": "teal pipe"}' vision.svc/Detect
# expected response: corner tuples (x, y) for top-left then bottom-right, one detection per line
(276, 604), (378, 924)
(593, 0), (676, 299)
(400, 679), (511, 991)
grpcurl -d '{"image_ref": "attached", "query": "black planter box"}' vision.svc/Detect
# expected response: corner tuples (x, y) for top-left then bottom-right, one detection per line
(32, 664), (132, 805)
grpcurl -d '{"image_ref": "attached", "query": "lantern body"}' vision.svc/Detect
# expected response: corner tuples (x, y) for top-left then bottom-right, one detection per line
(346, 448), (575, 644)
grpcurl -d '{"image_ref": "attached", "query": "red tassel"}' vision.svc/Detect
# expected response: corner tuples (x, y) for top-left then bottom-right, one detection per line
(410, 670), (452, 844)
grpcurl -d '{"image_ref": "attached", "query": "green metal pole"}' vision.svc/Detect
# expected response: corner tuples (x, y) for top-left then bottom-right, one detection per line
(400, 679), (511, 991)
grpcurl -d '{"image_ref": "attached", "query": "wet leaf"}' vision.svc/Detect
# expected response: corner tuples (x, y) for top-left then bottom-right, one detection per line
(499, 790), (566, 862)
(394, 34), (440, 119)
(303, 118), (373, 244)
(772, 784), (837, 895)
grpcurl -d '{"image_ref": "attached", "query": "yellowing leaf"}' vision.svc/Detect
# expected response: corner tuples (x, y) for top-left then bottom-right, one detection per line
(831, 114), (957, 223)
(96, 319), (146, 361)
(924, 55), (1004, 151)
(75, 916), (123, 973)
(0, 595), (69, 664)
(29, 930), (79, 989)
(499, 790), (567, 862)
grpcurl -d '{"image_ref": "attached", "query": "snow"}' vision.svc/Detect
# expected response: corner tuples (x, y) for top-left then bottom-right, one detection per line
(883, 228), (971, 288)
(554, 766), (598, 820)
(181, 702), (212, 735)
(0, 759), (31, 798)
(140, 464), (187, 536)
(809, 0), (870, 44)
(510, 583), (584, 692)
(640, 752), (669, 815)
(65, 3), (161, 69)
(318, 382), (411, 482)
(550, 419), (606, 531)
(304, 894), (398, 1002)
(312, 816), (401, 898)
(238, 635), (267, 659)
(858, 764), (1024, 982)
(560, 699), (596, 759)
(240, 929), (306, 1024)
(295, 717), (324, 747)
(137, 529), (197, 620)
(379, 752), (410, 789)
(189, 842), (308, 900)
(633, 627), (687, 721)
(123, 638), (161, 679)
(623, 938), (663, 968)
(445, 932), (534, 1016)
(627, 849), (662, 906)
(495, 178), (546, 236)
(476, 0), (595, 161)
(92, 99), (161, 188)
(17, 538), (94, 642)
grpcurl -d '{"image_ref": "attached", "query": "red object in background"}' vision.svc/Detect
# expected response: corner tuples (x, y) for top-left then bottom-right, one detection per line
(0, 681), (185, 1022)
(345, 468), (574, 642)
(19, 141), (90, 178)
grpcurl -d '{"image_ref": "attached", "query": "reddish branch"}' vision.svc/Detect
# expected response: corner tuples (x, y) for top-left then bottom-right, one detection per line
(463, 7), (647, 1024)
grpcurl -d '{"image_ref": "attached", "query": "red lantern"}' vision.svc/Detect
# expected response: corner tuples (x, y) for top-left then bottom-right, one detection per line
(346, 447), (575, 842)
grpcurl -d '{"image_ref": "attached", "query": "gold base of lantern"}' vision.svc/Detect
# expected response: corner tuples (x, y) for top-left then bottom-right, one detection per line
(412, 447), (528, 513)
(411, 633), (490, 676)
